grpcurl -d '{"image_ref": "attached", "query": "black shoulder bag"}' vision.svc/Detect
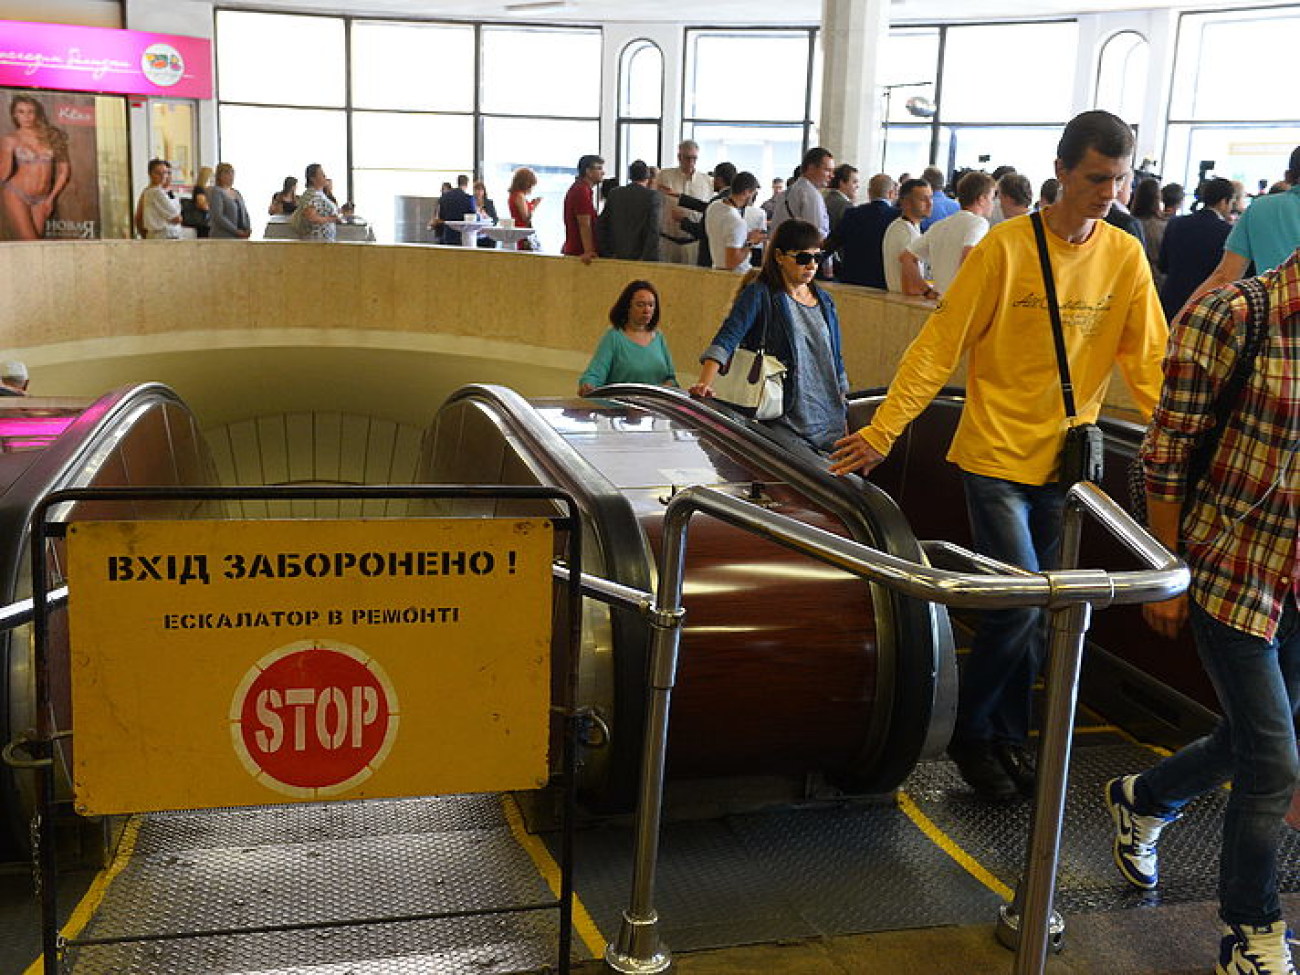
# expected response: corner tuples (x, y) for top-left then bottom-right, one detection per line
(1126, 275), (1270, 523)
(1031, 210), (1104, 486)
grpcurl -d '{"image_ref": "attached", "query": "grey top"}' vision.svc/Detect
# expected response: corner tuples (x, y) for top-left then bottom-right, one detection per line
(208, 186), (251, 238)
(774, 294), (846, 452)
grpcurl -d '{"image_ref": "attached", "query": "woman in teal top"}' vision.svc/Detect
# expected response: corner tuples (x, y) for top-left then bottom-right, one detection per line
(578, 279), (678, 395)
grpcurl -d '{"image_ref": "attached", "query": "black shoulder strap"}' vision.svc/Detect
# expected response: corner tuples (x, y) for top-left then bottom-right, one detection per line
(1212, 275), (1270, 428)
(1030, 210), (1078, 421)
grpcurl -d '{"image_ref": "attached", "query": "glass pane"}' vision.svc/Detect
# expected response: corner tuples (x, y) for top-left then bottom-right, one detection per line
(481, 27), (601, 117)
(683, 122), (805, 191)
(687, 31), (810, 122)
(618, 123), (660, 175)
(352, 113), (474, 171)
(150, 100), (196, 187)
(880, 29), (939, 123)
(940, 23), (1077, 123)
(620, 41), (663, 118)
(481, 116), (599, 252)
(218, 106), (347, 239)
(949, 126), (1063, 191)
(1164, 124), (1300, 197)
(1095, 31), (1149, 124)
(882, 124), (951, 182)
(1170, 11), (1300, 121)
(216, 11), (345, 107)
(352, 168), (465, 245)
(352, 21), (475, 112)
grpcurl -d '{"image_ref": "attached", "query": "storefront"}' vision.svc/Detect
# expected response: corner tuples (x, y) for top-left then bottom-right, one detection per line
(0, 19), (211, 240)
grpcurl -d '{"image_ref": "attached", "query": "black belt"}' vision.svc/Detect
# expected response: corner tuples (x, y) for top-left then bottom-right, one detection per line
(660, 233), (694, 245)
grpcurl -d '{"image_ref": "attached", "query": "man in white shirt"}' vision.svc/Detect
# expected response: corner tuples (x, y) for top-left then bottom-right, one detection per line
(882, 178), (933, 293)
(904, 170), (994, 295)
(654, 140), (714, 265)
(705, 171), (762, 272)
(134, 159), (182, 239)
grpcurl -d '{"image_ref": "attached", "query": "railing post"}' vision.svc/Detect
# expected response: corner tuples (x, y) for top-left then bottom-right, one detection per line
(603, 507), (691, 975)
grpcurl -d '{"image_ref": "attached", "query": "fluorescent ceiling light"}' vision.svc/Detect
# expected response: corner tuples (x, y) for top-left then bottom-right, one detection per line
(505, 1), (571, 9)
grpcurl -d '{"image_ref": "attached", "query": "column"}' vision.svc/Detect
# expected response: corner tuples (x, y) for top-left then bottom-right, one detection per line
(818, 0), (889, 175)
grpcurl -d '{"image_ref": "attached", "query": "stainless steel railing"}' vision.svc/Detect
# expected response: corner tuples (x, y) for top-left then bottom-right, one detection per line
(590, 481), (1186, 975)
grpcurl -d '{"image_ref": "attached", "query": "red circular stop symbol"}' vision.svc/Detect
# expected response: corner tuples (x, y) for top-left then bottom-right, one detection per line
(229, 640), (400, 799)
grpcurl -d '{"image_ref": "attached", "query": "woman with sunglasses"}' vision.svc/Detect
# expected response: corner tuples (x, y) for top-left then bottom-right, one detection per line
(691, 218), (849, 454)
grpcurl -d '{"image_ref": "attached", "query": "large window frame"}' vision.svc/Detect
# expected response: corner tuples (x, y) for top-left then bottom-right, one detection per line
(681, 27), (818, 177)
(880, 19), (1078, 181)
(215, 9), (602, 243)
(615, 38), (664, 179)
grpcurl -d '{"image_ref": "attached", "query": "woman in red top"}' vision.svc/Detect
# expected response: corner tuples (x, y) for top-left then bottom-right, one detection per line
(507, 167), (540, 250)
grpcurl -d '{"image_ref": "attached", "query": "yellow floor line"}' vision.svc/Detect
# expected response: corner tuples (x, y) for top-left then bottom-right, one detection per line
(897, 791), (1014, 903)
(501, 794), (607, 959)
(22, 814), (143, 975)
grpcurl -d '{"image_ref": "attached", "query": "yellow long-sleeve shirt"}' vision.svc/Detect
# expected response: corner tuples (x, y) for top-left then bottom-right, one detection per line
(859, 214), (1168, 485)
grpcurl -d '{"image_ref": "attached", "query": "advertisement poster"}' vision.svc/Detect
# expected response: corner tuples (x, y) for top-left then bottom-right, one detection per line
(0, 87), (128, 240)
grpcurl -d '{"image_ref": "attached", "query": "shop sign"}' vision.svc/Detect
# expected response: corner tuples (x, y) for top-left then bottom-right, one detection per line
(0, 20), (212, 99)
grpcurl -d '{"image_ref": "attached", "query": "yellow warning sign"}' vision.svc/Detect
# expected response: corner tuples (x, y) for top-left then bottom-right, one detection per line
(66, 518), (553, 814)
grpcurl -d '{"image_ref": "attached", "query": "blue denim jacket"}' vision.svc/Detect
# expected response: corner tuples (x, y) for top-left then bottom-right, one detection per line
(702, 281), (847, 414)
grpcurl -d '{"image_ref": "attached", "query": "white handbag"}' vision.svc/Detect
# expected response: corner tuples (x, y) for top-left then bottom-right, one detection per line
(711, 346), (787, 420)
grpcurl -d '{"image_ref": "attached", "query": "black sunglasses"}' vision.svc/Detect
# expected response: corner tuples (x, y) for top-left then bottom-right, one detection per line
(788, 250), (827, 267)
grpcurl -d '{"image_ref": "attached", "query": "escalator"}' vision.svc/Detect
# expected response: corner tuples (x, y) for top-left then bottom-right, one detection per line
(419, 383), (959, 810)
(0, 383), (219, 859)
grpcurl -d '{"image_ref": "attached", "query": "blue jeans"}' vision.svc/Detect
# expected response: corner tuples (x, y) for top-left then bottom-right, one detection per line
(1137, 598), (1300, 926)
(955, 471), (1066, 745)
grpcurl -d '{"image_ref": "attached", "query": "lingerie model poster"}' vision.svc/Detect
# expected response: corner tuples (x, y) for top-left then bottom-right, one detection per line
(0, 87), (125, 240)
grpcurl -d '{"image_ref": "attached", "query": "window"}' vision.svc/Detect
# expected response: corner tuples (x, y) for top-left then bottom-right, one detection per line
(616, 40), (663, 175)
(216, 11), (345, 107)
(940, 23), (1077, 125)
(351, 21), (475, 112)
(1095, 31), (1149, 125)
(1165, 9), (1300, 190)
(480, 27), (601, 117)
(683, 29), (816, 185)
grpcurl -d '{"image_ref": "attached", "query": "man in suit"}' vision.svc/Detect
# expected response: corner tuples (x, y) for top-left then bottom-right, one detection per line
(597, 160), (662, 262)
(435, 175), (476, 246)
(1157, 177), (1234, 320)
(825, 173), (899, 289)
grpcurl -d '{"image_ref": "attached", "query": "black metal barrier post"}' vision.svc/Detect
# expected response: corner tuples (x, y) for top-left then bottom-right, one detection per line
(603, 482), (1187, 975)
(27, 484), (582, 975)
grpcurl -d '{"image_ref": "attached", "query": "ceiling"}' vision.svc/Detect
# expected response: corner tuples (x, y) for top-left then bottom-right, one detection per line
(217, 0), (1279, 25)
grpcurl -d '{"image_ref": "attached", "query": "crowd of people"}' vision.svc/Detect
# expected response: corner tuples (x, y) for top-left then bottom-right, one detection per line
(574, 117), (1300, 975)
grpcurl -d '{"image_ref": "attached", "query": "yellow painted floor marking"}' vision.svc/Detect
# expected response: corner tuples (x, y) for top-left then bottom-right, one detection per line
(23, 814), (143, 975)
(501, 794), (607, 959)
(897, 791), (1014, 902)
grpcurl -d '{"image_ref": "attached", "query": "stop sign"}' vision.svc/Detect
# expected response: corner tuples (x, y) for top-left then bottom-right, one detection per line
(229, 640), (400, 799)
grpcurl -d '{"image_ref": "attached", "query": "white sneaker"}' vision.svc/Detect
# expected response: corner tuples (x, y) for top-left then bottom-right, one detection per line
(1217, 921), (1297, 975)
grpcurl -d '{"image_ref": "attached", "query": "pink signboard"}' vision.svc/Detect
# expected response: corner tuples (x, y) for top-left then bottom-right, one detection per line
(0, 20), (212, 99)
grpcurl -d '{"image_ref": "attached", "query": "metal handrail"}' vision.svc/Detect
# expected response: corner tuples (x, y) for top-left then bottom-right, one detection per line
(604, 480), (1188, 975)
(0, 587), (68, 632)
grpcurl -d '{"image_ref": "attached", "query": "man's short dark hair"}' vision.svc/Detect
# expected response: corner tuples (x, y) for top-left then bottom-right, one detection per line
(711, 161), (737, 185)
(457, 174), (470, 187)
(148, 158), (170, 176)
(1288, 146), (1300, 181)
(998, 173), (1034, 209)
(831, 164), (858, 190)
(899, 178), (929, 203)
(1057, 110), (1135, 170)
(957, 171), (995, 208)
(1160, 182), (1185, 210)
(801, 147), (833, 173)
(577, 154), (604, 176)
(628, 159), (649, 182)
(1197, 177), (1235, 210)
(730, 171), (760, 196)
(920, 166), (946, 193)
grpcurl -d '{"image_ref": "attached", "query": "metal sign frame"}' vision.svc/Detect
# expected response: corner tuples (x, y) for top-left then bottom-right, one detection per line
(27, 484), (582, 975)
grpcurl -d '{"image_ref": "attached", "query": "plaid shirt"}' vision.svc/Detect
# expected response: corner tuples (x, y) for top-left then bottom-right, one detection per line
(1142, 248), (1300, 639)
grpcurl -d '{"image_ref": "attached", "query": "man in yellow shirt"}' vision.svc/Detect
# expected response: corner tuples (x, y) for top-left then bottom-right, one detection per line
(830, 110), (1168, 800)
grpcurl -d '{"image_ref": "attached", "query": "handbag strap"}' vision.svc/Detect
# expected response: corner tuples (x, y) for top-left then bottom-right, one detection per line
(1030, 209), (1078, 422)
(1194, 275), (1270, 460)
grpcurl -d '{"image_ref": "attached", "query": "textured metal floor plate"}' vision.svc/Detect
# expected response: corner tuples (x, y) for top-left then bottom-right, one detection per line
(555, 798), (1000, 953)
(65, 795), (564, 975)
(904, 740), (1300, 914)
